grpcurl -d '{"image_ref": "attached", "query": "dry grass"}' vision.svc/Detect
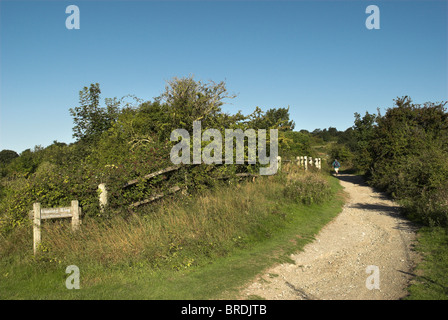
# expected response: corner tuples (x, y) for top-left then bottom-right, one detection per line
(1, 168), (331, 272)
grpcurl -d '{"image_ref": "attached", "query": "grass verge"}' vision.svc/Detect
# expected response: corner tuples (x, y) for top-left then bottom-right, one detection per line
(0, 169), (344, 299)
(405, 226), (448, 300)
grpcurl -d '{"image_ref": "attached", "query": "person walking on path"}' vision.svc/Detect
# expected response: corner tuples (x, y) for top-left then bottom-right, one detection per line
(332, 159), (341, 175)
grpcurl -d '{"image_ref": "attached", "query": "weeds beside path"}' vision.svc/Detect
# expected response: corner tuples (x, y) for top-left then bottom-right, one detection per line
(239, 174), (420, 300)
(0, 170), (344, 299)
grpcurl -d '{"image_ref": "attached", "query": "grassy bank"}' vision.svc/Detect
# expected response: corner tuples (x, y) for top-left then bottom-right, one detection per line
(0, 167), (344, 299)
(405, 226), (448, 300)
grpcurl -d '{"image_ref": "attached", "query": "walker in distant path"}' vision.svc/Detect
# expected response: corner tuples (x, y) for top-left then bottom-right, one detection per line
(332, 159), (341, 175)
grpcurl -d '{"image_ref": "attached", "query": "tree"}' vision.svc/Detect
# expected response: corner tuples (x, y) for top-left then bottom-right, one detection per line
(352, 96), (448, 226)
(337, 128), (357, 151)
(0, 150), (19, 165)
(69, 83), (120, 142)
(159, 76), (236, 133)
(0, 149), (19, 177)
(7, 149), (39, 175)
(280, 131), (312, 158)
(329, 144), (354, 167)
(263, 107), (295, 131)
(247, 106), (295, 131)
(352, 111), (378, 173)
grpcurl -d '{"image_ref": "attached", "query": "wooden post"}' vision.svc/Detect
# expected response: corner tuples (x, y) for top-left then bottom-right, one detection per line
(33, 203), (41, 255)
(71, 200), (80, 232)
(304, 156), (308, 170)
(98, 183), (108, 213)
(296, 156), (300, 167)
(30, 201), (81, 254)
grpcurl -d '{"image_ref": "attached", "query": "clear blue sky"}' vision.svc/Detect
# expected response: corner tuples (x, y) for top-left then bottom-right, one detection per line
(1, 0), (447, 153)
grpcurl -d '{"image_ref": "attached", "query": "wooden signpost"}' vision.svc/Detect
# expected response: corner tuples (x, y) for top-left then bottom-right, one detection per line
(29, 200), (81, 255)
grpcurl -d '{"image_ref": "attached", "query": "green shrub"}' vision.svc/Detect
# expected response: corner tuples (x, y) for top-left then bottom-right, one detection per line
(0, 78), (297, 234)
(328, 144), (354, 170)
(354, 97), (448, 226)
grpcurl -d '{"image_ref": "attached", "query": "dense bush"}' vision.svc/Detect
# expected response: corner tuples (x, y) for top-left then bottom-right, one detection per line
(353, 96), (448, 226)
(279, 130), (313, 160)
(0, 77), (293, 234)
(328, 144), (354, 169)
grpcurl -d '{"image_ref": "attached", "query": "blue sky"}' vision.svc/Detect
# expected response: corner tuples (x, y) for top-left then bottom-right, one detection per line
(1, 0), (447, 153)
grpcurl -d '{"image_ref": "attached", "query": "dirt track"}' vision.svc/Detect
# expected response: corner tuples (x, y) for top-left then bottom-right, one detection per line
(239, 174), (419, 300)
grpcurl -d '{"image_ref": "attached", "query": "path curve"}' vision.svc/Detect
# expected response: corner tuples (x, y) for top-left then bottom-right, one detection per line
(239, 174), (419, 300)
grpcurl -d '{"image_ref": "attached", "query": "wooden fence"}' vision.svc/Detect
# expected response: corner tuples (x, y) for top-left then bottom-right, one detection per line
(278, 156), (322, 170)
(28, 155), (322, 254)
(297, 156), (322, 170)
(97, 155), (321, 210)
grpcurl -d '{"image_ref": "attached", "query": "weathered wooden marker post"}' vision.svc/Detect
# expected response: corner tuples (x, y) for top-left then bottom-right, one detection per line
(30, 200), (81, 255)
(71, 200), (80, 232)
(33, 203), (41, 256)
(98, 183), (108, 213)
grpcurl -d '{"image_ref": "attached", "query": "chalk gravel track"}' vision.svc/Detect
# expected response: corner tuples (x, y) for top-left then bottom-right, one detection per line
(239, 174), (420, 300)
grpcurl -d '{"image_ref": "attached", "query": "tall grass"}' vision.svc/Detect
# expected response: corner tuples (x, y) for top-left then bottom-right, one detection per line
(1, 167), (334, 296)
(283, 169), (332, 205)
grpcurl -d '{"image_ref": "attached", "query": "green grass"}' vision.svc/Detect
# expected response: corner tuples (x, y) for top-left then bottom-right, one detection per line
(405, 226), (448, 300)
(0, 170), (344, 300)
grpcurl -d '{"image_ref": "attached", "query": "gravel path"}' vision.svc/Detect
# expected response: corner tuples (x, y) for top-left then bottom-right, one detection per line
(239, 174), (420, 300)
